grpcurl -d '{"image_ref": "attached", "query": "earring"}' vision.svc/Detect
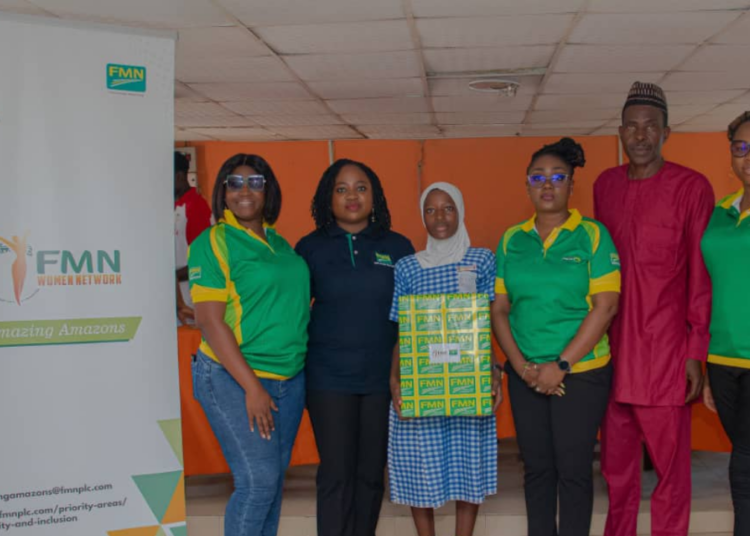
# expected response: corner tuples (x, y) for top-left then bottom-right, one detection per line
(371, 209), (376, 223)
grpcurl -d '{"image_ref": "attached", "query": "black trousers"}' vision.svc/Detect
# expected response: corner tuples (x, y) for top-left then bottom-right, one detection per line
(708, 363), (750, 536)
(306, 390), (390, 536)
(507, 363), (612, 536)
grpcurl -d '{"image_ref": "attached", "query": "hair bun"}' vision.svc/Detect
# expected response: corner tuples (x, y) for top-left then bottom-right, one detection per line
(555, 137), (586, 169)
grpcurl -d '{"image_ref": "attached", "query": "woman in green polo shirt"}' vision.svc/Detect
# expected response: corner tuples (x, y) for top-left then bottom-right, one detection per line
(702, 112), (750, 536)
(188, 154), (310, 536)
(492, 138), (620, 536)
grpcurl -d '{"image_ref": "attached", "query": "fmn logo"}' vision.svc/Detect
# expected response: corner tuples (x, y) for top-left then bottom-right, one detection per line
(0, 231), (123, 306)
(107, 63), (147, 93)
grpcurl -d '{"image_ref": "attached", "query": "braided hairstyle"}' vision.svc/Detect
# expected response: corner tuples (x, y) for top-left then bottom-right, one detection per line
(727, 111), (750, 141)
(527, 137), (586, 179)
(311, 159), (392, 234)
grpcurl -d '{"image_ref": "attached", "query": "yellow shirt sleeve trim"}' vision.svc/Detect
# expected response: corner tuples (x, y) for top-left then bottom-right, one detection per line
(191, 284), (229, 303)
(589, 271), (621, 295)
(495, 277), (507, 295)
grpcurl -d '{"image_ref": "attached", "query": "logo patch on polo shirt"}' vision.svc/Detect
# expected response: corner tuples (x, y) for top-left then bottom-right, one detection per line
(610, 253), (620, 267)
(189, 267), (202, 281)
(562, 256), (583, 263)
(374, 252), (393, 267)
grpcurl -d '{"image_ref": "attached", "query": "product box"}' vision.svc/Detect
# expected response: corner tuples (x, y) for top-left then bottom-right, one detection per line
(398, 293), (493, 418)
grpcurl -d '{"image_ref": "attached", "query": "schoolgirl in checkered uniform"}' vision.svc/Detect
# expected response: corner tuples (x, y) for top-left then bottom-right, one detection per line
(388, 182), (502, 536)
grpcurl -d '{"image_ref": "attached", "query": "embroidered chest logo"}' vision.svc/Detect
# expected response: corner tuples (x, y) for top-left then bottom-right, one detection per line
(562, 256), (583, 264)
(610, 253), (620, 267)
(374, 252), (393, 267)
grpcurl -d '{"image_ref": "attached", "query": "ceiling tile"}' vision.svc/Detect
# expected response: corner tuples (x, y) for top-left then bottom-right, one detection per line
(223, 100), (330, 115)
(191, 127), (282, 141)
(31, 0), (232, 28)
(308, 78), (424, 99)
(357, 124), (442, 139)
(569, 12), (739, 44)
(667, 103), (722, 124)
(521, 126), (595, 137)
(412, 0), (586, 17)
(256, 20), (413, 54)
(590, 127), (620, 136)
(0, 0), (49, 15)
(327, 97), (431, 114)
(588, 0), (750, 12)
(176, 115), (259, 128)
(682, 103), (747, 124)
(661, 71), (750, 91)
(442, 125), (521, 137)
(270, 125), (363, 140)
(187, 82), (313, 101)
(673, 124), (724, 132)
(543, 72), (663, 94)
(417, 15), (574, 48)
(283, 51), (421, 81)
(176, 57), (294, 84)
(679, 44), (750, 72)
(435, 112), (526, 124)
(341, 113), (433, 125)
(175, 129), (216, 141)
(555, 44), (695, 73)
(665, 89), (746, 105)
(528, 110), (617, 123)
(176, 101), (240, 117)
(713, 13), (750, 44)
(220, 0), (404, 26)
(431, 95), (534, 112)
(535, 93), (626, 109)
(429, 77), (542, 97)
(424, 46), (555, 74)
(176, 27), (270, 60)
(175, 81), (210, 102)
(250, 114), (344, 126)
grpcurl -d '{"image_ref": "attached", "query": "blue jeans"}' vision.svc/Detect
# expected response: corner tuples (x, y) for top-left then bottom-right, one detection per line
(192, 351), (305, 536)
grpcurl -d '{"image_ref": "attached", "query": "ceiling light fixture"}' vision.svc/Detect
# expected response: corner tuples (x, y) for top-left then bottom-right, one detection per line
(468, 78), (520, 97)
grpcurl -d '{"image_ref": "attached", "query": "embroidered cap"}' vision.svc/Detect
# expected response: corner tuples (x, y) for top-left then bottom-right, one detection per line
(623, 81), (668, 125)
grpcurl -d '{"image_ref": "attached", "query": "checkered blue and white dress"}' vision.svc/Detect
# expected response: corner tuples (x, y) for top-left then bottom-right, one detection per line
(387, 247), (498, 508)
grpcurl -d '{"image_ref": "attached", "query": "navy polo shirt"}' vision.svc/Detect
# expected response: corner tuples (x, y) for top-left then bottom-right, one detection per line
(295, 225), (414, 394)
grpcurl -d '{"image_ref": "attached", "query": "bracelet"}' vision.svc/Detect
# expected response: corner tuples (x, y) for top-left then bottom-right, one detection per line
(520, 362), (537, 381)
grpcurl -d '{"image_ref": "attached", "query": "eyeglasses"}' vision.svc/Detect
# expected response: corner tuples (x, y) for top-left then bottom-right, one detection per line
(225, 174), (266, 191)
(527, 173), (570, 188)
(731, 140), (750, 158)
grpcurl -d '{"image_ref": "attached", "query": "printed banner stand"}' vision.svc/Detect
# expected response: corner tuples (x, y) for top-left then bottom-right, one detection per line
(0, 13), (185, 536)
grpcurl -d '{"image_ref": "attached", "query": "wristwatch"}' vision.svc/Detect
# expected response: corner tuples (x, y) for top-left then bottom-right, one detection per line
(556, 357), (571, 374)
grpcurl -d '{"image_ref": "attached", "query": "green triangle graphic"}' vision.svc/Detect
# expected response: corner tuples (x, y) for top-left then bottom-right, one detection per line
(158, 419), (184, 466)
(169, 526), (187, 536)
(132, 471), (182, 522)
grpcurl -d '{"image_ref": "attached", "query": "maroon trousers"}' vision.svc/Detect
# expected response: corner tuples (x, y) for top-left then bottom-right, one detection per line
(601, 401), (692, 536)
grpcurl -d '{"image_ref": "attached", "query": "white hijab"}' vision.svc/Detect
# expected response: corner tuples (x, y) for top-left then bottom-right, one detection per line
(415, 182), (471, 269)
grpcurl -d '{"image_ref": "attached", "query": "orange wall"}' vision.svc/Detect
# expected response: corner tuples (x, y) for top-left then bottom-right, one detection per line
(183, 132), (736, 250)
(179, 132), (735, 450)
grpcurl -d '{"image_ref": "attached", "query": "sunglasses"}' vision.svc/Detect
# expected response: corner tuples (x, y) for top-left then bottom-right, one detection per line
(225, 174), (266, 192)
(731, 140), (750, 158)
(527, 173), (570, 189)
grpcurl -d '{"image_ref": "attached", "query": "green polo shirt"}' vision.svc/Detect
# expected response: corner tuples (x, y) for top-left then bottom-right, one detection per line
(701, 189), (750, 369)
(188, 210), (310, 379)
(495, 209), (621, 373)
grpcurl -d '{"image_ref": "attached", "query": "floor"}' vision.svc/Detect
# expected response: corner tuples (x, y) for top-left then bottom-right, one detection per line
(185, 440), (734, 536)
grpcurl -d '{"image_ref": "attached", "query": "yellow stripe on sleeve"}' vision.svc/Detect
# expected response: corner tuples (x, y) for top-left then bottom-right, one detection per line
(495, 277), (508, 295)
(589, 271), (621, 295)
(191, 284), (229, 303)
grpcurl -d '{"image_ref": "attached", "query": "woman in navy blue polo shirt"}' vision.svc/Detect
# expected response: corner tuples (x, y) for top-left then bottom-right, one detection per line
(295, 159), (414, 536)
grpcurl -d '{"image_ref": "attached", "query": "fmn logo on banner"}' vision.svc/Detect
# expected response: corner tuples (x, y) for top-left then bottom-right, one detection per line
(0, 12), (182, 536)
(106, 63), (147, 93)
